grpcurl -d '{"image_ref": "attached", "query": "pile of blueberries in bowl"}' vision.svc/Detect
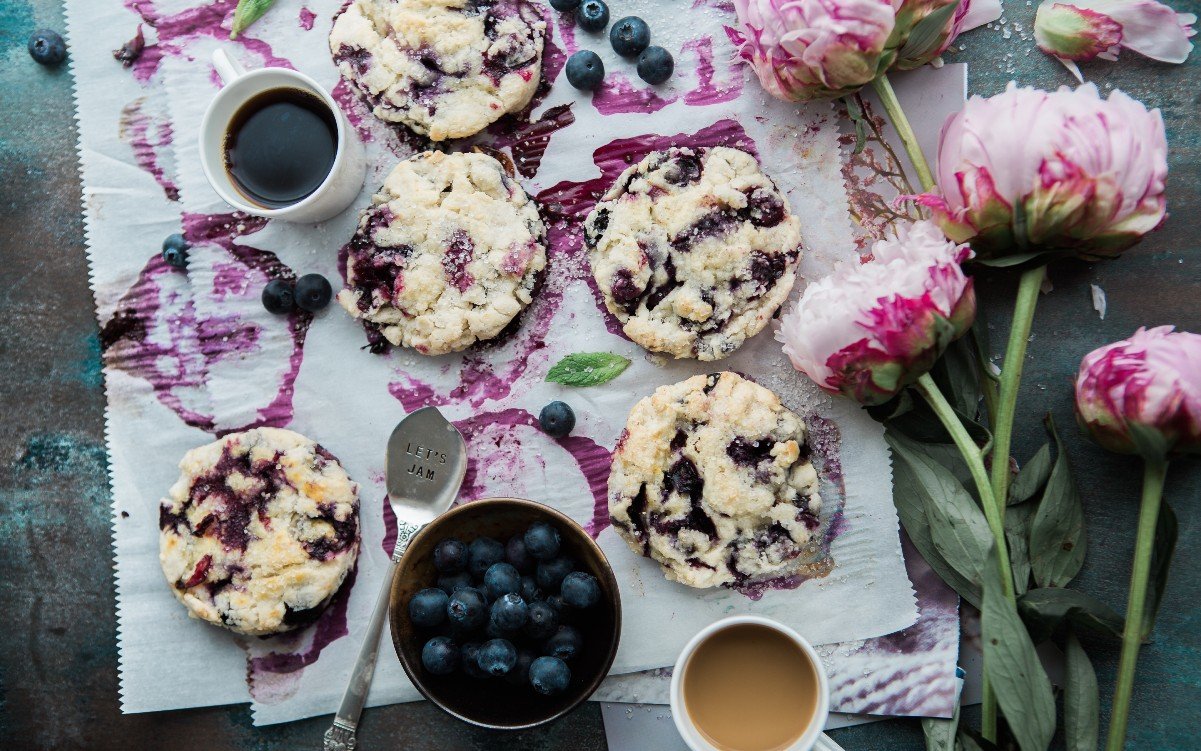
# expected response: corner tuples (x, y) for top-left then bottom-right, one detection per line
(409, 522), (602, 695)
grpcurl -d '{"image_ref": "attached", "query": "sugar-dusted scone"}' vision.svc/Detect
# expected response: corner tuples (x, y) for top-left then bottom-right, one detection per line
(159, 428), (360, 636)
(608, 372), (822, 588)
(330, 0), (546, 141)
(338, 150), (547, 355)
(584, 147), (802, 361)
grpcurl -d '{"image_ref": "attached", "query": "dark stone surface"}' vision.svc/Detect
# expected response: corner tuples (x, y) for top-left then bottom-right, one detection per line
(0, 1), (1197, 749)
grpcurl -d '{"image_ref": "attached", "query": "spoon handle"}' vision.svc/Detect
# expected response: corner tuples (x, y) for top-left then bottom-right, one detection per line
(323, 520), (423, 750)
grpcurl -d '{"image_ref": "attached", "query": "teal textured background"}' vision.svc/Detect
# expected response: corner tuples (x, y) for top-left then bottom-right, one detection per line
(1, 1), (1198, 748)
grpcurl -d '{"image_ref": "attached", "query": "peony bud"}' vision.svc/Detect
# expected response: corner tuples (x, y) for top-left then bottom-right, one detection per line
(728, 0), (1000, 101)
(913, 83), (1168, 263)
(1075, 326), (1201, 459)
(1035, 0), (1196, 82)
(777, 220), (975, 406)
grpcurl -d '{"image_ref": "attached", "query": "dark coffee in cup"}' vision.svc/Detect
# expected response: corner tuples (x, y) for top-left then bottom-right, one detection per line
(223, 87), (338, 209)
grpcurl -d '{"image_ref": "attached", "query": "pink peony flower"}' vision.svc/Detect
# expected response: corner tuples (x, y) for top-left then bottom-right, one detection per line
(913, 83), (1168, 262)
(1075, 327), (1201, 458)
(1035, 0), (1196, 82)
(727, 0), (1001, 101)
(777, 220), (975, 405)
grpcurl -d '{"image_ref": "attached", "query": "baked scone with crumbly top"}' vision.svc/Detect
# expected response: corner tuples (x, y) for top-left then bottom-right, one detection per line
(584, 147), (802, 361)
(158, 428), (360, 636)
(608, 372), (822, 588)
(338, 150), (547, 355)
(330, 0), (546, 140)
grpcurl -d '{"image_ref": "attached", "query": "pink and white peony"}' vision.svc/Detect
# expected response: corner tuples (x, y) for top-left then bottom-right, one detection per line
(778, 220), (975, 405)
(1075, 326), (1201, 459)
(728, 0), (1001, 101)
(1035, 0), (1196, 81)
(914, 83), (1168, 262)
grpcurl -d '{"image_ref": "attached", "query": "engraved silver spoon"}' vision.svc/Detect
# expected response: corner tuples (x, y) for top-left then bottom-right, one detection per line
(323, 407), (466, 751)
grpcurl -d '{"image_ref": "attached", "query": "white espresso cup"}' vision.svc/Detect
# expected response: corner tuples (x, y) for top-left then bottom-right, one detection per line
(199, 48), (366, 223)
(670, 615), (832, 751)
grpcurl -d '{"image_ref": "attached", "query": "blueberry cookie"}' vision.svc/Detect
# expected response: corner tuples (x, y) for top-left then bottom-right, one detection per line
(330, 0), (546, 141)
(608, 372), (821, 588)
(338, 150), (547, 355)
(159, 428), (360, 636)
(584, 147), (802, 361)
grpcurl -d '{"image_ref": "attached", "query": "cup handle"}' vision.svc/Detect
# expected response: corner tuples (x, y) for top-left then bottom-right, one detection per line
(212, 48), (247, 87)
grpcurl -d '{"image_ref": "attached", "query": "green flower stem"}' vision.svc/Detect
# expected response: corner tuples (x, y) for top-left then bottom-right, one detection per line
(989, 265), (1047, 518)
(916, 372), (1015, 741)
(871, 74), (936, 192)
(1105, 458), (1169, 751)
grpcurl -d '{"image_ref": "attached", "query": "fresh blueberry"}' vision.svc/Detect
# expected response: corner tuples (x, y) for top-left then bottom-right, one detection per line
(484, 562), (522, 599)
(468, 537), (505, 579)
(490, 593), (529, 632)
(560, 571), (601, 609)
(536, 555), (575, 591)
(577, 0), (609, 32)
(524, 521), (562, 560)
(294, 273), (333, 312)
(28, 30), (67, 66)
(549, 0), (581, 10)
(609, 16), (650, 57)
(437, 570), (474, 594)
(409, 587), (449, 629)
(446, 587), (487, 630)
(546, 593), (569, 616)
(637, 45), (674, 85)
(529, 656), (572, 695)
(161, 234), (189, 269)
(564, 50), (604, 91)
(544, 625), (583, 661)
(262, 279), (296, 314)
(505, 535), (534, 574)
(477, 638), (518, 676)
(504, 648), (536, 685)
(538, 401), (576, 438)
(519, 575), (542, 602)
(524, 600), (559, 640)
(434, 538), (469, 572)
(460, 642), (488, 679)
(421, 636), (458, 675)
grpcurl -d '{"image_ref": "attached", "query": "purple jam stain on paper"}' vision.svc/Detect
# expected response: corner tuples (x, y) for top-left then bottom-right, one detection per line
(536, 119), (758, 334)
(681, 37), (742, 106)
(118, 97), (180, 201)
(123, 0), (293, 85)
(730, 413), (845, 601)
(487, 104), (576, 179)
(556, 19), (677, 116)
(299, 7), (317, 30)
(246, 565), (358, 695)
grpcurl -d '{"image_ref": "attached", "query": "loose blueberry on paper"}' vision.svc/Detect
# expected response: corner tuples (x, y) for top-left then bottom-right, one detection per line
(638, 46), (674, 85)
(577, 0), (610, 32)
(28, 29), (67, 66)
(262, 279), (296, 314)
(409, 523), (602, 695)
(566, 51), (605, 91)
(538, 402), (576, 437)
(610, 17), (650, 57)
(294, 273), (332, 312)
(161, 234), (189, 270)
(549, 0), (581, 10)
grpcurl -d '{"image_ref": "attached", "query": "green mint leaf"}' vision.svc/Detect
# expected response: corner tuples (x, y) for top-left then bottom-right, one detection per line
(230, 0), (276, 38)
(545, 352), (631, 387)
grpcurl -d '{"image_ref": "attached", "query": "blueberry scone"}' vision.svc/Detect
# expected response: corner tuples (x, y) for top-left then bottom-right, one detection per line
(159, 428), (360, 636)
(338, 150), (547, 355)
(330, 0), (546, 141)
(584, 147), (803, 361)
(608, 372), (822, 588)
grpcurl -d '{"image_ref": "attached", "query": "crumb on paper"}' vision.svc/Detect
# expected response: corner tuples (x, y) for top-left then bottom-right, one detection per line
(1091, 284), (1107, 320)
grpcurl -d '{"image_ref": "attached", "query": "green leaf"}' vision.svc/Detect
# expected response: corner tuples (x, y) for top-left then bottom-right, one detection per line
(545, 352), (631, 387)
(889, 431), (992, 595)
(845, 95), (869, 154)
(230, 0), (276, 38)
(973, 251), (1051, 268)
(923, 697), (960, 751)
(957, 727), (1001, 751)
(931, 335), (982, 419)
(1007, 530), (1031, 597)
(1017, 587), (1124, 643)
(887, 430), (982, 607)
(1029, 414), (1086, 588)
(981, 542), (1056, 751)
(898, 0), (962, 61)
(1143, 501), (1178, 638)
(1010, 442), (1052, 505)
(1063, 631), (1100, 751)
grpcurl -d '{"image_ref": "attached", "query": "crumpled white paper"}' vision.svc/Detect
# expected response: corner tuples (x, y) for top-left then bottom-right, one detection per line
(65, 0), (977, 730)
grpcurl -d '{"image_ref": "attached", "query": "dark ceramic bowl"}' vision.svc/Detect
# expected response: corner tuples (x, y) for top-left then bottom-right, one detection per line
(389, 497), (622, 730)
